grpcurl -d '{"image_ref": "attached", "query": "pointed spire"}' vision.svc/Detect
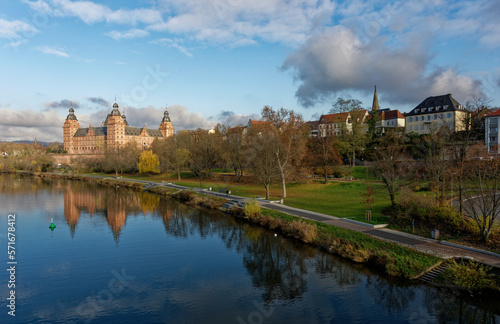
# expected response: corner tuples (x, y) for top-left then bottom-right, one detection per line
(372, 85), (380, 111)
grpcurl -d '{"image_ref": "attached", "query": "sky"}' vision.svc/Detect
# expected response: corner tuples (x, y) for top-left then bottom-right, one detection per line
(0, 0), (499, 142)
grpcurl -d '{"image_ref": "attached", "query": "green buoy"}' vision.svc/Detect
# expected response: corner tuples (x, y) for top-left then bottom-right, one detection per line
(49, 217), (56, 230)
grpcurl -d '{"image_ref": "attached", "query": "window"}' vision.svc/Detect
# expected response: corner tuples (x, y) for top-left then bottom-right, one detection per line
(490, 137), (497, 143)
(434, 115), (437, 120)
(409, 117), (413, 122)
(422, 108), (427, 112)
(426, 124), (430, 130)
(421, 116), (425, 121)
(420, 124), (424, 130)
(447, 113), (451, 118)
(427, 115), (431, 121)
(443, 105), (449, 109)
(409, 125), (412, 131)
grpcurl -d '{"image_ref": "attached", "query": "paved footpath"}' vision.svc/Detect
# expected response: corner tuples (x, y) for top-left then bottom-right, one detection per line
(81, 175), (500, 269)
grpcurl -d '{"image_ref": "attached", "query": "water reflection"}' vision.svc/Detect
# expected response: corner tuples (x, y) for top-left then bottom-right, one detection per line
(1, 174), (499, 323)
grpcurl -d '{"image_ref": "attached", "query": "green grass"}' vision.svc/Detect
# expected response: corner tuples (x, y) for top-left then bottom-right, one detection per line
(284, 182), (391, 224)
(349, 166), (378, 181)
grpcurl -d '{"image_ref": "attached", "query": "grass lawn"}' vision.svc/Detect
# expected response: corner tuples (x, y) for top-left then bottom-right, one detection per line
(283, 181), (391, 223)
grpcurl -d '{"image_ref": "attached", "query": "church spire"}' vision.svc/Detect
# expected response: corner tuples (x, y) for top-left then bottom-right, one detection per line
(372, 85), (380, 111)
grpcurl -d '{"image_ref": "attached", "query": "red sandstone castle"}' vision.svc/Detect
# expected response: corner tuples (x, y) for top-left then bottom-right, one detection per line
(63, 102), (174, 154)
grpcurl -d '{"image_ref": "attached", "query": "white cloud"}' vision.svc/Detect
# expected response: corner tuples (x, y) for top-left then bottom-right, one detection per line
(105, 28), (149, 40)
(0, 18), (39, 39)
(150, 38), (192, 57)
(0, 108), (64, 142)
(23, 0), (162, 25)
(36, 46), (70, 57)
(3, 39), (28, 48)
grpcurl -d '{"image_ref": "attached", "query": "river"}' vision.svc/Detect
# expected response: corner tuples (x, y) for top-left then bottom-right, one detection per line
(0, 174), (499, 323)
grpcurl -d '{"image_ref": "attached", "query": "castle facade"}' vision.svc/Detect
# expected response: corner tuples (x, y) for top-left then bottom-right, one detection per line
(63, 102), (174, 154)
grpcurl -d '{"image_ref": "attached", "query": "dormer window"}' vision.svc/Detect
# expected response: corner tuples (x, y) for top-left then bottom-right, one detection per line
(422, 108), (427, 112)
(415, 109), (420, 113)
(443, 105), (449, 109)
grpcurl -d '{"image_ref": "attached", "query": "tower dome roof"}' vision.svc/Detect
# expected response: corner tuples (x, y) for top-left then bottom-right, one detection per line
(111, 102), (121, 116)
(66, 107), (77, 120)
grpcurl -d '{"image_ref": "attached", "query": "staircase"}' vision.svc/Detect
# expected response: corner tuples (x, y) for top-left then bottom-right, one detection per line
(416, 260), (452, 285)
(220, 200), (246, 211)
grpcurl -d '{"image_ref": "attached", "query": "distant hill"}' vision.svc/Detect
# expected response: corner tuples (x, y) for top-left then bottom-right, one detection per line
(1, 140), (62, 147)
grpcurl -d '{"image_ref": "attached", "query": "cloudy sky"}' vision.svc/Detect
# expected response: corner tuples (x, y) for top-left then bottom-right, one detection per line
(1, 0), (499, 142)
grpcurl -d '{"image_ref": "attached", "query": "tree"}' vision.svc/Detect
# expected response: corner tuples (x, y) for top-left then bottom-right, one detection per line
(152, 137), (175, 181)
(224, 126), (247, 182)
(261, 106), (307, 198)
(374, 143), (410, 207)
(103, 142), (139, 177)
(189, 130), (221, 188)
(247, 127), (278, 200)
(305, 133), (342, 183)
(337, 110), (368, 167)
(462, 149), (500, 242)
(138, 150), (160, 174)
(329, 97), (363, 114)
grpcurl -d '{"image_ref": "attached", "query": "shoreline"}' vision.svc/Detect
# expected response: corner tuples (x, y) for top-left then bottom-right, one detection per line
(14, 170), (500, 294)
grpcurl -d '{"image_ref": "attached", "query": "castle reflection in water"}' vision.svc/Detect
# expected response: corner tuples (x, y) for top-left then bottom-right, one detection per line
(60, 181), (172, 241)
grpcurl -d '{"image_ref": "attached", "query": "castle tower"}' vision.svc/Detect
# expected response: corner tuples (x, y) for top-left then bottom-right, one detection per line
(159, 106), (174, 138)
(371, 85), (380, 112)
(106, 101), (126, 149)
(63, 105), (80, 153)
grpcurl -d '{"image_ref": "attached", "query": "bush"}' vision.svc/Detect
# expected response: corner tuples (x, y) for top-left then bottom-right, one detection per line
(438, 259), (497, 290)
(284, 220), (318, 243)
(244, 199), (261, 219)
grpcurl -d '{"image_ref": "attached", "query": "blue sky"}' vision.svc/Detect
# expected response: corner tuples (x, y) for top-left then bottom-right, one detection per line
(0, 0), (499, 142)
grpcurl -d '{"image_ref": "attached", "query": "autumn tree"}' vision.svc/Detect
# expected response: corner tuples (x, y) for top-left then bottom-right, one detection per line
(171, 131), (191, 181)
(305, 133), (342, 183)
(138, 150), (160, 174)
(152, 137), (175, 181)
(261, 106), (307, 198)
(247, 125), (278, 200)
(224, 126), (247, 182)
(103, 142), (139, 177)
(189, 129), (221, 188)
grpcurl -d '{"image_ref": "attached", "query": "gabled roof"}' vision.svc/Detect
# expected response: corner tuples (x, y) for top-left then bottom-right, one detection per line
(378, 109), (404, 120)
(319, 112), (350, 123)
(485, 108), (500, 118)
(407, 94), (463, 116)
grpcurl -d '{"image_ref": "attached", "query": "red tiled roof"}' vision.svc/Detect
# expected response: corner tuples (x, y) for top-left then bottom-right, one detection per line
(485, 109), (500, 117)
(379, 110), (404, 120)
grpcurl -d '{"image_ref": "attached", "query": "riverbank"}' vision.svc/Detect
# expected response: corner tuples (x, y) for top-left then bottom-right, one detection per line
(24, 171), (500, 292)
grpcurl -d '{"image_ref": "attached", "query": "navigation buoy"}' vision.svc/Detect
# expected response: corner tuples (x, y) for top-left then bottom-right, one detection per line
(49, 217), (56, 229)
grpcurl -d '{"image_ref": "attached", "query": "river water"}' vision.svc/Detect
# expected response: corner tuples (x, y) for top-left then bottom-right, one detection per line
(0, 174), (499, 323)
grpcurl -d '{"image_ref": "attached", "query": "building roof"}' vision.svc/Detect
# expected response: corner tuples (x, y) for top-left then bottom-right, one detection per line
(378, 109), (404, 120)
(74, 127), (107, 137)
(319, 110), (368, 124)
(406, 94), (464, 116)
(485, 109), (500, 118)
(305, 120), (319, 128)
(124, 126), (163, 137)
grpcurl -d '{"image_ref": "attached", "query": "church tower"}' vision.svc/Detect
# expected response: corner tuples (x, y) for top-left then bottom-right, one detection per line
(371, 85), (380, 112)
(63, 105), (80, 153)
(159, 106), (174, 138)
(106, 101), (126, 149)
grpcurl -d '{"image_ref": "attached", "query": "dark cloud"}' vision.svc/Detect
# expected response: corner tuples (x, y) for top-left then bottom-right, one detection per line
(281, 27), (484, 107)
(87, 97), (110, 107)
(45, 99), (79, 109)
(219, 110), (235, 118)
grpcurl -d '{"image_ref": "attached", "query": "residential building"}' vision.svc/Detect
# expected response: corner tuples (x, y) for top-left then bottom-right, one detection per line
(318, 110), (369, 137)
(404, 94), (468, 135)
(63, 101), (174, 154)
(370, 86), (405, 133)
(485, 109), (500, 154)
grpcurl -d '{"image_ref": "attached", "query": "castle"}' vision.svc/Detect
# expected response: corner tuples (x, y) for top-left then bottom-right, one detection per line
(63, 102), (174, 154)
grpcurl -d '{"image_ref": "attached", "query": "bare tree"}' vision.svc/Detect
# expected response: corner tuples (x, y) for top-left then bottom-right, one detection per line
(462, 148), (500, 242)
(305, 133), (342, 183)
(374, 143), (410, 207)
(261, 106), (307, 198)
(189, 130), (221, 188)
(247, 126), (278, 200)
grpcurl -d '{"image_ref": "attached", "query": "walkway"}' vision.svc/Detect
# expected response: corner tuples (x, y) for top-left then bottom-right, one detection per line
(83, 174), (500, 268)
